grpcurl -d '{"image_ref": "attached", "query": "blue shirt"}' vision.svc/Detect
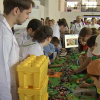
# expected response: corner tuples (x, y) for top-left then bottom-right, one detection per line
(49, 48), (59, 60)
(44, 43), (55, 57)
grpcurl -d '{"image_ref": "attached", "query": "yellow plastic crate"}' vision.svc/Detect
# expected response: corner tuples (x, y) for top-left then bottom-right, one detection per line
(18, 76), (48, 100)
(17, 55), (49, 88)
(44, 93), (48, 100)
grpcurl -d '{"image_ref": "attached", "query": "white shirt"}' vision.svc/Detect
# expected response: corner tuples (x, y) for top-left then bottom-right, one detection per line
(52, 24), (60, 39)
(71, 22), (84, 34)
(0, 15), (19, 100)
(84, 24), (91, 28)
(87, 48), (92, 57)
(20, 39), (44, 61)
(15, 28), (30, 47)
(89, 24), (100, 29)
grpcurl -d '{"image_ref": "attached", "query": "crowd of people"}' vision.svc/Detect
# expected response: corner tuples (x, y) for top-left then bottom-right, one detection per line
(40, 16), (100, 99)
(0, 0), (100, 99)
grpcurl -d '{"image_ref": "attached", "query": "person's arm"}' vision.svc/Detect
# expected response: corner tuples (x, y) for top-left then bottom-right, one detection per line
(74, 57), (92, 73)
(56, 55), (59, 60)
(74, 48), (92, 73)
(80, 83), (95, 88)
(83, 74), (90, 80)
(48, 63), (63, 68)
(78, 74), (89, 81)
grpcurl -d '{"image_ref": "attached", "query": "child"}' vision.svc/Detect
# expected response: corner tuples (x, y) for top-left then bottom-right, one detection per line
(74, 27), (93, 73)
(44, 43), (55, 57)
(15, 19), (42, 47)
(78, 37), (88, 52)
(87, 59), (100, 100)
(44, 42), (63, 67)
(20, 25), (53, 60)
(79, 35), (97, 88)
(20, 25), (54, 74)
(49, 37), (60, 61)
(48, 37), (64, 67)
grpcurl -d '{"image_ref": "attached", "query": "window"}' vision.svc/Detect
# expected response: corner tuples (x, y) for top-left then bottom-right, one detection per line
(67, 2), (78, 7)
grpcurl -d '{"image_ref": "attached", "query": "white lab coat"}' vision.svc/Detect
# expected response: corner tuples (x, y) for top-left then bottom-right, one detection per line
(52, 24), (60, 39)
(15, 28), (30, 47)
(20, 39), (44, 61)
(0, 15), (19, 100)
(71, 22), (84, 34)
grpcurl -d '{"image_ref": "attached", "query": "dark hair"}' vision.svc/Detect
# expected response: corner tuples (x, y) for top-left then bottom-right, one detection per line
(27, 19), (42, 31)
(87, 35), (97, 48)
(92, 17), (96, 21)
(62, 18), (69, 29)
(3, 0), (35, 15)
(79, 27), (92, 37)
(73, 20), (76, 24)
(57, 19), (67, 27)
(33, 26), (53, 43)
(51, 37), (60, 44)
(91, 28), (99, 35)
(78, 38), (83, 52)
(41, 18), (44, 21)
(84, 18), (87, 21)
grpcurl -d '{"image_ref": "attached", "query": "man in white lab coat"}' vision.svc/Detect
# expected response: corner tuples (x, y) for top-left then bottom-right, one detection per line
(70, 16), (84, 34)
(0, 0), (34, 100)
(15, 19), (42, 47)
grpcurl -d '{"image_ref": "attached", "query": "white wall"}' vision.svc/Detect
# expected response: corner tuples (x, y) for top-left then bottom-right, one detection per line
(40, 0), (45, 6)
(40, 5), (44, 18)
(0, 0), (3, 13)
(59, 0), (65, 12)
(44, 0), (49, 18)
(60, 12), (100, 28)
(46, 0), (60, 23)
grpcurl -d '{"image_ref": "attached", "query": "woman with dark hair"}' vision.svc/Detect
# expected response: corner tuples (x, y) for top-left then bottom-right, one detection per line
(61, 18), (69, 33)
(20, 25), (53, 61)
(52, 19), (67, 39)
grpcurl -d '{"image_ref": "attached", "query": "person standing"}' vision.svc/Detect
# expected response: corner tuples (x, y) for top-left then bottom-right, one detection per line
(52, 19), (67, 39)
(90, 17), (100, 29)
(15, 19), (42, 47)
(0, 0), (34, 100)
(70, 16), (84, 34)
(41, 18), (44, 25)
